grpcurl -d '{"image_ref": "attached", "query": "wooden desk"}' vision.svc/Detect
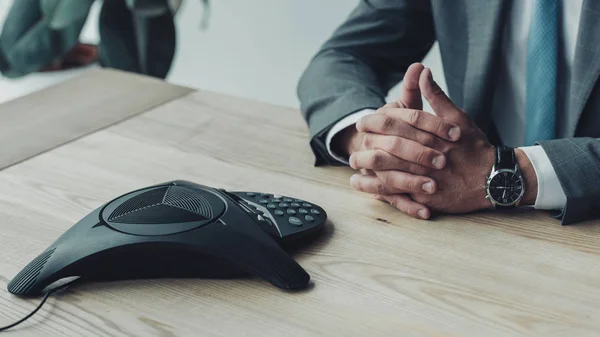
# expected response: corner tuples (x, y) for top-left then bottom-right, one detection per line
(0, 70), (599, 337)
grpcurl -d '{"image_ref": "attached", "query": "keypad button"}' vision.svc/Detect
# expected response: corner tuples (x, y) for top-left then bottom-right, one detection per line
(273, 195), (282, 199)
(304, 215), (315, 222)
(288, 217), (303, 226)
(279, 203), (289, 208)
(298, 208), (308, 214)
(310, 209), (320, 215)
(246, 192), (256, 197)
(302, 203), (312, 208)
(260, 193), (272, 197)
(259, 199), (269, 204)
(287, 209), (297, 215)
(294, 199), (303, 202)
(284, 198), (293, 202)
(274, 210), (284, 216)
(290, 202), (300, 208)
(267, 203), (277, 209)
(271, 199), (282, 203)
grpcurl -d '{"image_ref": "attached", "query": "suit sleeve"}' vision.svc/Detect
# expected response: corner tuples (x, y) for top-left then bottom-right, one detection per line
(297, 0), (436, 166)
(539, 138), (600, 225)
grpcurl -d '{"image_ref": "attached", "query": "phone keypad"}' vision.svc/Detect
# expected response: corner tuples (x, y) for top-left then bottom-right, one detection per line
(236, 192), (324, 230)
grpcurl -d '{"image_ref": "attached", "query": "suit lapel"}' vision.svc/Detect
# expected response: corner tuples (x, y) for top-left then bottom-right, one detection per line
(462, 0), (506, 127)
(567, 0), (600, 136)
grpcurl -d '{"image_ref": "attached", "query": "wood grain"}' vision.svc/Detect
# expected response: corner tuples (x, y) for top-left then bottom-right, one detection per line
(0, 68), (194, 171)
(0, 71), (599, 336)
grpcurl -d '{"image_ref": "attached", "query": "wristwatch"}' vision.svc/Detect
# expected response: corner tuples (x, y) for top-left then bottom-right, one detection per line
(484, 146), (526, 208)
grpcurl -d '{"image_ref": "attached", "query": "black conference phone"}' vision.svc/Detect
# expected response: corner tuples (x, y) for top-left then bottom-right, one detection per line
(7, 180), (327, 298)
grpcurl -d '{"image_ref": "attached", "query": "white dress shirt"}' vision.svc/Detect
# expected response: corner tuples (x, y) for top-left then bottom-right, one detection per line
(326, 0), (583, 210)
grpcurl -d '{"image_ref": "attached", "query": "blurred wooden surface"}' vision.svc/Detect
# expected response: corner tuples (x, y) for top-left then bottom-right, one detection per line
(0, 70), (599, 337)
(0, 69), (193, 170)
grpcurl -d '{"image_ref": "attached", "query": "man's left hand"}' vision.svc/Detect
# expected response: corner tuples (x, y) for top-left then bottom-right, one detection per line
(349, 68), (537, 216)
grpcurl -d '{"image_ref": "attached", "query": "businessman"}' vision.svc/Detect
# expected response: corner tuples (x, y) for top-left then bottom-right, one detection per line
(297, 0), (600, 225)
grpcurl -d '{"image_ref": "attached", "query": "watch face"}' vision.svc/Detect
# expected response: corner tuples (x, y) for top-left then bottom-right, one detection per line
(488, 170), (524, 206)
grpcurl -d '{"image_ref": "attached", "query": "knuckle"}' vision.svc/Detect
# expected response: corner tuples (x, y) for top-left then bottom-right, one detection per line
(370, 152), (383, 169)
(379, 172), (391, 185)
(390, 137), (403, 153)
(404, 177), (416, 191)
(375, 182), (387, 195)
(361, 134), (371, 149)
(380, 116), (395, 131)
(408, 109), (421, 125)
(435, 120), (446, 136)
(382, 173), (395, 188)
(414, 148), (427, 165)
(375, 107), (386, 114)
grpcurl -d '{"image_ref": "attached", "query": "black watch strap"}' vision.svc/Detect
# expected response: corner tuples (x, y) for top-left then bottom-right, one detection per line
(494, 146), (517, 209)
(496, 146), (515, 170)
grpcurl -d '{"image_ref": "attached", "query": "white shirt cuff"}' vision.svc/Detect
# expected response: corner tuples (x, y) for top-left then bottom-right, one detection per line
(325, 109), (376, 164)
(519, 145), (566, 210)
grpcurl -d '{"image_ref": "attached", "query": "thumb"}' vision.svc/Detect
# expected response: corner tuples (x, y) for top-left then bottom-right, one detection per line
(396, 63), (425, 110)
(419, 68), (467, 124)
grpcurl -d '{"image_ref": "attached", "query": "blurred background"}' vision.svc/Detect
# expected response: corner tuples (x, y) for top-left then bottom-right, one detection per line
(0, 0), (445, 108)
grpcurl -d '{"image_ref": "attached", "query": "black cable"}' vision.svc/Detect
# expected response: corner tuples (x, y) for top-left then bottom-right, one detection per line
(0, 280), (77, 332)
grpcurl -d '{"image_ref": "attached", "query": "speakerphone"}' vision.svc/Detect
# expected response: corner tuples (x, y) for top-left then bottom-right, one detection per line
(7, 180), (327, 298)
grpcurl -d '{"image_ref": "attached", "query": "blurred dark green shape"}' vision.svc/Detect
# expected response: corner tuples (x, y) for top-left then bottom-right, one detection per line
(0, 0), (176, 79)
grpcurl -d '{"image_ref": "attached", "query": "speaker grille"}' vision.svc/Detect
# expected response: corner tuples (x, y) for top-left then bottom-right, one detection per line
(8, 248), (56, 295)
(109, 187), (167, 221)
(110, 204), (207, 224)
(107, 186), (215, 225)
(164, 185), (214, 219)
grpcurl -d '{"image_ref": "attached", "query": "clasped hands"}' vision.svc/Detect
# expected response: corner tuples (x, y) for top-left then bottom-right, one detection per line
(339, 63), (497, 219)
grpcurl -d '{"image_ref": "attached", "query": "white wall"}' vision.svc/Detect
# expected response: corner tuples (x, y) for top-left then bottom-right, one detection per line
(0, 0), (446, 109)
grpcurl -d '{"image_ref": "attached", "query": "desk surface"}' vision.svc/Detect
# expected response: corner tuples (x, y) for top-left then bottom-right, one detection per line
(0, 70), (599, 337)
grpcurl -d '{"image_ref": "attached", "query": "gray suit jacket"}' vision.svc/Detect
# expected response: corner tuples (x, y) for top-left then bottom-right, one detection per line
(297, 0), (600, 225)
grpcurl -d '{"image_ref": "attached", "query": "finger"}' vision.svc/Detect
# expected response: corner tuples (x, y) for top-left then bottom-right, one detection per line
(397, 63), (425, 110)
(350, 174), (407, 195)
(349, 149), (429, 175)
(360, 134), (446, 169)
(379, 194), (431, 220)
(359, 109), (461, 142)
(358, 114), (431, 147)
(419, 68), (468, 124)
(374, 170), (436, 194)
